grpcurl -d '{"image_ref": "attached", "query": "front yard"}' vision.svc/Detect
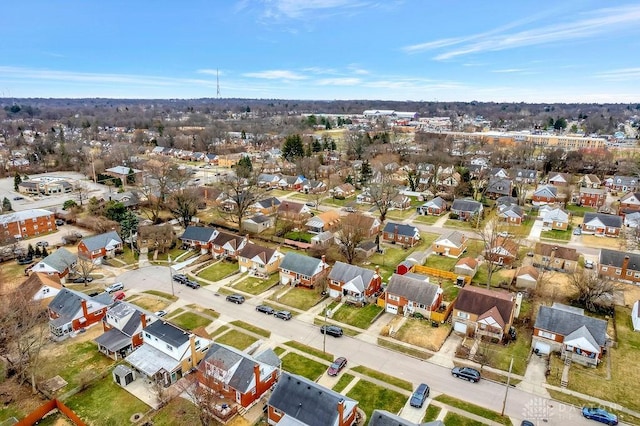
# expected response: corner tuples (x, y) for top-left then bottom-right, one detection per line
(330, 304), (383, 329)
(232, 274), (279, 295)
(393, 318), (452, 351)
(269, 286), (325, 310)
(413, 214), (441, 225)
(472, 326), (532, 376)
(170, 311), (213, 330)
(346, 379), (407, 421)
(196, 260), (239, 282)
(540, 227), (572, 241)
(214, 329), (258, 351)
(281, 352), (327, 381)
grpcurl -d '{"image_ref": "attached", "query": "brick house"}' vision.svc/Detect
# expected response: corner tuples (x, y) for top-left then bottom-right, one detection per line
(450, 199), (483, 221)
(197, 343), (280, 409)
(432, 231), (467, 258)
(95, 301), (159, 360)
(598, 249), (640, 284)
(48, 288), (111, 341)
(279, 252), (329, 288)
(548, 172), (572, 187)
(541, 207), (571, 231)
(577, 187), (606, 208)
(251, 197), (281, 216)
(211, 231), (248, 259)
(533, 243), (579, 273)
(485, 178), (513, 199)
(0, 208), (56, 240)
(417, 196), (447, 216)
(237, 243), (283, 276)
(277, 201), (312, 223)
(267, 372), (358, 426)
(532, 185), (558, 205)
(384, 273), (443, 317)
(342, 213), (380, 239)
(452, 286), (516, 340)
(497, 203), (525, 225)
(610, 175), (639, 193)
(331, 183), (355, 198)
(533, 303), (607, 366)
(77, 231), (123, 264)
(617, 191), (640, 216)
(180, 226), (218, 253)
(382, 222), (420, 247)
(582, 213), (622, 237)
(306, 210), (341, 234)
(327, 262), (382, 303)
(485, 237), (518, 267)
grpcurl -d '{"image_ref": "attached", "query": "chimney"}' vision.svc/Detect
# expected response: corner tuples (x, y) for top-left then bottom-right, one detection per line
(189, 334), (197, 369)
(337, 398), (345, 425)
(394, 225), (399, 241)
(253, 364), (261, 394)
(140, 313), (147, 329)
(623, 255), (630, 274)
(321, 255), (326, 266)
(375, 265), (380, 276)
(81, 299), (88, 317)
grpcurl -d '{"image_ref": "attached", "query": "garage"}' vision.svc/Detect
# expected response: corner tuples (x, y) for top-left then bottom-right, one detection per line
(453, 321), (467, 334)
(534, 341), (551, 355)
(386, 304), (398, 314)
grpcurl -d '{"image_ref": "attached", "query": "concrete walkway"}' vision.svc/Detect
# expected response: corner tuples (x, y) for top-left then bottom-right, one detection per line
(517, 354), (550, 398)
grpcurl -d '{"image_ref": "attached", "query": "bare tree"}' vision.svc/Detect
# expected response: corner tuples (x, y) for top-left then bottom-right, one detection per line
(179, 373), (220, 426)
(335, 214), (369, 264)
(138, 224), (175, 255)
(168, 188), (199, 227)
(476, 216), (518, 288)
(368, 167), (399, 224)
(75, 257), (97, 285)
(74, 181), (91, 207)
(217, 164), (265, 233)
(140, 157), (190, 223)
(568, 270), (619, 313)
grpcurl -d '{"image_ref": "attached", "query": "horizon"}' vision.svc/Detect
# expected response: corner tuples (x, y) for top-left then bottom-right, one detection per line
(1, 1), (640, 103)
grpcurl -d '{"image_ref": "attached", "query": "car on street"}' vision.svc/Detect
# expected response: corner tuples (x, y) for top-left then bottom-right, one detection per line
(451, 366), (481, 383)
(185, 280), (200, 289)
(520, 421), (535, 426)
(155, 310), (167, 318)
(410, 383), (430, 408)
(256, 305), (275, 315)
(585, 259), (595, 269)
(305, 201), (317, 208)
(106, 282), (124, 293)
(342, 206), (356, 213)
(573, 227), (582, 235)
(320, 325), (343, 337)
(226, 294), (245, 304)
(71, 276), (94, 283)
(55, 219), (65, 226)
(36, 241), (49, 247)
(13, 196), (24, 201)
(327, 357), (347, 376)
(582, 407), (618, 425)
(274, 310), (292, 320)
(172, 274), (188, 283)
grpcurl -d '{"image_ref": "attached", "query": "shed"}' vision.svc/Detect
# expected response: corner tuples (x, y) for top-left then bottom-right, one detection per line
(396, 260), (414, 275)
(515, 266), (539, 289)
(113, 364), (136, 387)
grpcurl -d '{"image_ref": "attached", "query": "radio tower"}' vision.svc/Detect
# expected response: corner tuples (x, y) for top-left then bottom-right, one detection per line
(216, 68), (220, 98)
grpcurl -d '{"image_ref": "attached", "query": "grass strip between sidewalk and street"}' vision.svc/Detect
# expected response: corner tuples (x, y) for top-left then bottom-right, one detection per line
(434, 394), (511, 425)
(351, 365), (413, 391)
(143, 290), (178, 301)
(230, 320), (271, 338)
(283, 341), (333, 361)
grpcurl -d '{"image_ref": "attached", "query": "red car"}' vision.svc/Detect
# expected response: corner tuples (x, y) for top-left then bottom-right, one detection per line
(327, 357), (347, 376)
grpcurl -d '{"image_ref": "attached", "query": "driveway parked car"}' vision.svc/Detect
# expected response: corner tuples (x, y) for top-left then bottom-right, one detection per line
(256, 305), (275, 315)
(327, 357), (347, 376)
(584, 259), (594, 269)
(185, 280), (200, 289)
(320, 325), (343, 337)
(226, 294), (245, 304)
(582, 407), (618, 425)
(106, 282), (124, 293)
(71, 276), (94, 283)
(13, 196), (24, 201)
(17, 256), (34, 265)
(55, 219), (65, 226)
(155, 310), (167, 318)
(274, 310), (292, 320)
(410, 383), (430, 408)
(573, 227), (582, 235)
(451, 366), (481, 382)
(36, 241), (49, 247)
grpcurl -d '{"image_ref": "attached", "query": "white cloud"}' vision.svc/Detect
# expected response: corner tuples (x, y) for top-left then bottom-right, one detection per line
(492, 68), (527, 73)
(316, 77), (361, 86)
(259, 0), (369, 19)
(595, 67), (640, 81)
(242, 70), (307, 80)
(197, 69), (224, 76)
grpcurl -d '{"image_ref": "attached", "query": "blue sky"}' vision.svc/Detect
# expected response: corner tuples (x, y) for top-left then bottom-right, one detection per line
(1, 0), (639, 102)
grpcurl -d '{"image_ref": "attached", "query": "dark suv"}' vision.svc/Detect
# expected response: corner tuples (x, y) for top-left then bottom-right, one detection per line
(410, 383), (430, 408)
(185, 280), (200, 289)
(320, 325), (343, 337)
(226, 294), (245, 304)
(172, 274), (188, 284)
(256, 305), (274, 314)
(451, 366), (481, 383)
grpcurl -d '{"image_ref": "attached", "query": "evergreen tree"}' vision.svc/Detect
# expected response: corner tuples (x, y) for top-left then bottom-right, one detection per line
(360, 160), (373, 185)
(282, 134), (305, 161)
(236, 156), (253, 178)
(311, 139), (322, 152)
(27, 244), (35, 258)
(127, 168), (136, 185)
(2, 197), (12, 212)
(41, 246), (49, 257)
(14, 172), (21, 191)
(34, 246), (42, 258)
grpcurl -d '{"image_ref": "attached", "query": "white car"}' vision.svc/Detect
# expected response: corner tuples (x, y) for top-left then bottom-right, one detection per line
(106, 282), (124, 293)
(584, 260), (594, 269)
(155, 310), (167, 317)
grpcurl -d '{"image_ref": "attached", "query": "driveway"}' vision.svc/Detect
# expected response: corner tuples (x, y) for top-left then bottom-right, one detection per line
(528, 218), (543, 241)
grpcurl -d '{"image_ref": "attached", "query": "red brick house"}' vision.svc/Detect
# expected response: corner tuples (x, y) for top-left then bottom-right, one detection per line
(279, 252), (329, 288)
(48, 288), (111, 341)
(382, 222), (420, 247)
(417, 196), (447, 216)
(618, 191), (640, 215)
(77, 231), (123, 264)
(582, 213), (622, 237)
(548, 172), (572, 187)
(532, 185), (558, 205)
(0, 208), (56, 240)
(327, 262), (382, 303)
(385, 273), (443, 317)
(198, 343), (280, 409)
(577, 187), (606, 208)
(267, 372), (358, 426)
(211, 231), (248, 259)
(598, 249), (640, 284)
(485, 237), (518, 267)
(452, 286), (516, 340)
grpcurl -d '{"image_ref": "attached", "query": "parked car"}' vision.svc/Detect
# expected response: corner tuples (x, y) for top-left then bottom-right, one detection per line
(71, 276), (94, 283)
(17, 256), (34, 265)
(582, 407), (618, 425)
(327, 357), (347, 376)
(451, 366), (481, 383)
(13, 196), (24, 201)
(36, 241), (49, 247)
(305, 201), (317, 208)
(320, 325), (343, 337)
(55, 219), (65, 226)
(106, 282), (124, 293)
(410, 383), (430, 408)
(113, 291), (126, 301)
(256, 305), (274, 315)
(520, 421), (535, 426)
(172, 274), (188, 284)
(343, 206), (356, 213)
(185, 280), (200, 289)
(226, 294), (245, 304)
(274, 310), (292, 320)
(155, 310), (167, 318)
(573, 227), (582, 235)
(508, 326), (517, 340)
(584, 259), (594, 269)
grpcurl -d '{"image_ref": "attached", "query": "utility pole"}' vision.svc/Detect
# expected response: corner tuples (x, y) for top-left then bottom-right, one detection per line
(501, 357), (514, 416)
(323, 303), (329, 354)
(168, 255), (175, 297)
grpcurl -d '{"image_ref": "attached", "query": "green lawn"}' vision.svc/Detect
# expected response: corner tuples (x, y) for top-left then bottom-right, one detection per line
(346, 379), (407, 420)
(386, 208), (417, 220)
(119, 246), (138, 264)
(270, 287), (325, 310)
(423, 405), (442, 422)
(377, 338), (432, 360)
(196, 260), (239, 282)
(424, 255), (458, 271)
(230, 320), (271, 338)
(350, 366), (412, 391)
(151, 397), (202, 426)
(209, 325), (230, 338)
(434, 395), (511, 425)
(565, 204), (597, 217)
(473, 327), (531, 376)
(65, 375), (149, 425)
(442, 412), (484, 425)
(413, 215), (441, 225)
(332, 373), (355, 393)
(324, 196), (356, 207)
(143, 290), (178, 301)
(331, 304), (383, 329)
(283, 341), (333, 361)
(233, 275), (279, 295)
(281, 352), (327, 381)
(444, 218), (482, 230)
(540, 227), (572, 241)
(284, 231), (313, 243)
(170, 312), (212, 330)
(214, 329), (258, 351)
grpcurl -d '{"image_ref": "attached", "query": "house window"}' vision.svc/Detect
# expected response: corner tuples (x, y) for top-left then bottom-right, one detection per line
(627, 271), (633, 276)
(388, 295), (399, 302)
(457, 311), (469, 319)
(538, 330), (556, 340)
(634, 272), (640, 278)
(615, 269), (621, 276)
(166, 344), (173, 351)
(145, 332), (151, 339)
(601, 266), (608, 271)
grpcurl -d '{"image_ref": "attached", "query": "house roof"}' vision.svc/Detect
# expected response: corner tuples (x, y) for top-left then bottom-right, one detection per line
(48, 288), (107, 320)
(486, 178), (512, 196)
(477, 305), (507, 329)
(498, 204), (524, 218)
(328, 262), (376, 287)
(255, 197), (281, 209)
(19, 272), (62, 300)
(534, 243), (579, 261)
(387, 274), (440, 307)
(583, 213), (622, 228)
(125, 343), (181, 376)
(95, 327), (131, 352)
(455, 286), (514, 324)
(237, 243), (277, 264)
(268, 372), (357, 426)
(278, 201), (307, 215)
(435, 230), (466, 248)
(280, 252), (325, 277)
(382, 222), (419, 237)
(619, 191), (640, 204)
(245, 214), (271, 224)
(424, 196), (445, 208)
(534, 303), (607, 347)
(534, 185), (557, 197)
(455, 257), (478, 269)
(451, 199), (482, 213)
(80, 231), (122, 252)
(563, 325), (601, 353)
(516, 265), (539, 280)
(144, 320), (190, 348)
(38, 248), (77, 273)
(612, 175), (638, 186)
(599, 249), (640, 270)
(107, 191), (141, 207)
(496, 196), (518, 207)
(180, 226), (217, 243)
(491, 237), (518, 256)
(0, 208), (53, 226)
(542, 207), (569, 222)
(548, 172), (571, 183)
(105, 165), (142, 174)
(212, 231), (245, 249)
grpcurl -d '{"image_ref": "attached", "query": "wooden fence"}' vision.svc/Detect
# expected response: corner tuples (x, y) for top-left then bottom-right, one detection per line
(410, 265), (471, 285)
(17, 399), (86, 426)
(430, 298), (456, 323)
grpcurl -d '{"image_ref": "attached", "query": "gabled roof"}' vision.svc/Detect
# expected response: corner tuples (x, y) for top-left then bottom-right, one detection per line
(280, 252), (325, 277)
(599, 249), (640, 270)
(180, 226), (217, 243)
(514, 169), (537, 179)
(38, 248), (77, 273)
(49, 288), (107, 320)
(278, 201), (307, 215)
(144, 320), (190, 348)
(455, 286), (514, 322)
(619, 191), (640, 204)
(268, 372), (357, 426)
(583, 213), (622, 228)
(534, 243), (579, 261)
(423, 196), (446, 208)
(0, 208), (53, 226)
(237, 242), (277, 264)
(244, 214), (271, 224)
(490, 237), (518, 256)
(516, 265), (539, 280)
(612, 175), (638, 186)
(328, 262), (376, 286)
(534, 303), (607, 347)
(477, 305), (507, 329)
(255, 197), (281, 209)
(548, 172), (571, 183)
(455, 257), (478, 269)
(451, 198), (482, 213)
(80, 231), (122, 252)
(434, 230), (466, 248)
(485, 178), (512, 195)
(533, 185), (557, 198)
(19, 272), (62, 300)
(212, 231), (245, 249)
(382, 222), (419, 237)
(498, 204), (524, 218)
(387, 274), (440, 306)
(541, 207), (569, 222)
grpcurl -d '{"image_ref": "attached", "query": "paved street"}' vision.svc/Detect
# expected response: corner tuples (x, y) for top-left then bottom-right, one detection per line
(116, 265), (604, 426)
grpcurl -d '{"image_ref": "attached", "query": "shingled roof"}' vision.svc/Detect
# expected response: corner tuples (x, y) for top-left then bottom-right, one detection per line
(280, 252), (325, 277)
(455, 286), (514, 325)
(534, 303), (607, 347)
(387, 274), (440, 307)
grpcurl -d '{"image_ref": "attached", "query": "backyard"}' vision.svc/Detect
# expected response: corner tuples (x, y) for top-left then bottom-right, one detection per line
(364, 232), (439, 281)
(196, 260), (240, 282)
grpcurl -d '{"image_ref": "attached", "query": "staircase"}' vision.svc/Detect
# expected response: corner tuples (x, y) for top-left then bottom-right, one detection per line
(561, 353), (571, 388)
(468, 339), (479, 360)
